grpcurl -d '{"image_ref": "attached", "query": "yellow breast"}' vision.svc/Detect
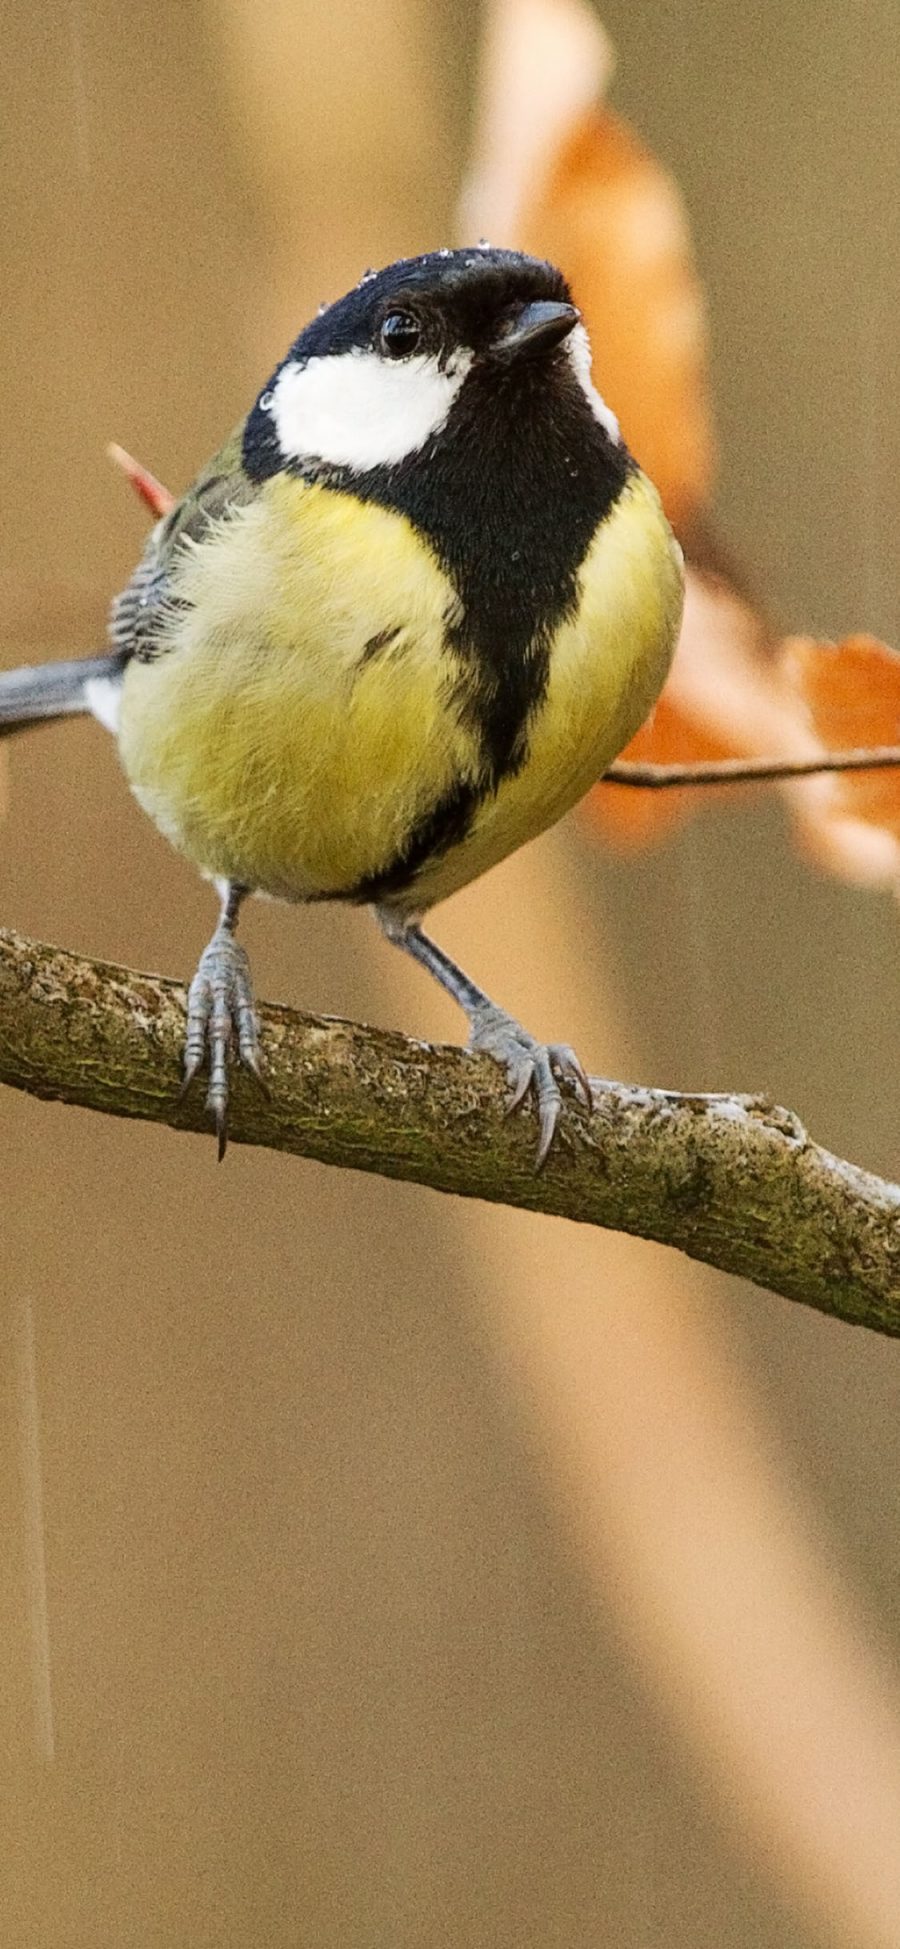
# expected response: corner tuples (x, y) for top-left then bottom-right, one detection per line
(117, 478), (483, 898)
(116, 467), (682, 908)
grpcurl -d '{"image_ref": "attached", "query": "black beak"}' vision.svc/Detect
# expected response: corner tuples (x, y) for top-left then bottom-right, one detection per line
(491, 300), (580, 359)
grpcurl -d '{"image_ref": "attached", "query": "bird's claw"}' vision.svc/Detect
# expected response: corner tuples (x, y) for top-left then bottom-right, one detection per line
(468, 1008), (594, 1168)
(180, 932), (265, 1156)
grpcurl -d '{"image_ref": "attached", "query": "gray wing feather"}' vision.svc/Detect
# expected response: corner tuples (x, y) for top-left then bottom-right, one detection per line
(0, 432), (258, 737)
(108, 429), (259, 664)
(107, 532), (174, 663)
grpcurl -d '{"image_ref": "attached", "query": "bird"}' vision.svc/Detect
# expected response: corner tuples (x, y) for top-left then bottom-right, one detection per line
(0, 247), (684, 1164)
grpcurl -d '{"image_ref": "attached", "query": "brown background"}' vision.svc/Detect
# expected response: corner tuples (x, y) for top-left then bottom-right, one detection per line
(1, 3), (899, 1944)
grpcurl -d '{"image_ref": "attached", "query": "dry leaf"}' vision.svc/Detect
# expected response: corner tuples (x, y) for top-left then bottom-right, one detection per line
(785, 635), (900, 837)
(783, 635), (900, 886)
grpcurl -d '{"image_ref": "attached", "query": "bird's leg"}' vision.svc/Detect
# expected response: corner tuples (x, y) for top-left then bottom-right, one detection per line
(374, 907), (593, 1168)
(181, 882), (264, 1158)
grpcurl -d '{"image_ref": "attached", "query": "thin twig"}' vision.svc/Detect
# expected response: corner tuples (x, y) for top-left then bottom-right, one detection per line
(605, 747), (900, 788)
(1, 927), (898, 1332)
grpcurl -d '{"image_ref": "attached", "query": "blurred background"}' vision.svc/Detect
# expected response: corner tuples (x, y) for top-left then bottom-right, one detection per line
(1, 2), (899, 1944)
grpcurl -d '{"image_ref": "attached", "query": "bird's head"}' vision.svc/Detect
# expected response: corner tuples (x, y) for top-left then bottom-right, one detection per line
(243, 247), (620, 480)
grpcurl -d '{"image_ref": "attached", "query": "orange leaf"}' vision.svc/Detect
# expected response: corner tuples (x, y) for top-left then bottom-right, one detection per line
(781, 635), (900, 885)
(785, 636), (900, 837)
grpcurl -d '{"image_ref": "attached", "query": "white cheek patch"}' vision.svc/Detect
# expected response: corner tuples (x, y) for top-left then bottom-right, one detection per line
(566, 323), (621, 445)
(271, 346), (473, 473)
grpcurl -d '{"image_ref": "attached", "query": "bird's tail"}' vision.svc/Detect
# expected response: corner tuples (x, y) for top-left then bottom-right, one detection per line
(0, 652), (126, 739)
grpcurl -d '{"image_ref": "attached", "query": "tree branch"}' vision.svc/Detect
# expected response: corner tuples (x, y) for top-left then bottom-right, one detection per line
(1, 925), (898, 1333)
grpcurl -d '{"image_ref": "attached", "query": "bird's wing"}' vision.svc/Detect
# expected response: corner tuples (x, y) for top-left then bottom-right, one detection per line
(108, 425), (260, 663)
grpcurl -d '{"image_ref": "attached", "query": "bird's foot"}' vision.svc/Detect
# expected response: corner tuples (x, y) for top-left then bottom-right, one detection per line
(181, 931), (265, 1158)
(467, 1002), (594, 1168)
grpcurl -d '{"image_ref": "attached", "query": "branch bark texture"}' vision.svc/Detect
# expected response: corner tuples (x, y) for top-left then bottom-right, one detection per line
(1, 927), (898, 1332)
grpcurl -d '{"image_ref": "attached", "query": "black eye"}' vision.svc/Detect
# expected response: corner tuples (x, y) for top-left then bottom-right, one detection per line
(379, 310), (422, 358)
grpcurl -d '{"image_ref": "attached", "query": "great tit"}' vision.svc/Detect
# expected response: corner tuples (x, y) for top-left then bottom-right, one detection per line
(0, 247), (684, 1163)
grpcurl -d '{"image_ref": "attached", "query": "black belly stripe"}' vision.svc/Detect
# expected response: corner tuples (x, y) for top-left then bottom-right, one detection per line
(343, 776), (481, 904)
